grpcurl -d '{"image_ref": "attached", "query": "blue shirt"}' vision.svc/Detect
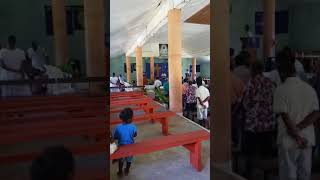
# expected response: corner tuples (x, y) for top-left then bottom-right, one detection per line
(113, 123), (137, 145)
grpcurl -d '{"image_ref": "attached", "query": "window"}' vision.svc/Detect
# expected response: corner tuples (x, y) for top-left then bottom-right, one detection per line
(44, 5), (84, 36)
(255, 10), (288, 35)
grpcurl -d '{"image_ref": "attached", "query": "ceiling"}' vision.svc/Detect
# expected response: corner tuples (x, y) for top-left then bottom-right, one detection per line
(110, 0), (210, 59)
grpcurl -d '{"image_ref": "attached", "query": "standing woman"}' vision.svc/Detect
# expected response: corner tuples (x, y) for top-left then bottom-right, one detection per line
(185, 80), (197, 120)
(0, 35), (30, 97)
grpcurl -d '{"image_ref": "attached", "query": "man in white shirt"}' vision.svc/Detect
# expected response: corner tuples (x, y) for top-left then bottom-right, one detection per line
(27, 41), (48, 71)
(195, 77), (210, 129)
(0, 35), (30, 97)
(110, 73), (119, 85)
(154, 77), (162, 88)
(273, 58), (320, 180)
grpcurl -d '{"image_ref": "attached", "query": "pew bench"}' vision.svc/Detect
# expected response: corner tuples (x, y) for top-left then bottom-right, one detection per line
(110, 97), (153, 109)
(0, 96), (105, 109)
(110, 104), (160, 114)
(0, 117), (107, 145)
(111, 130), (209, 171)
(110, 91), (144, 98)
(1, 101), (104, 114)
(1, 109), (106, 125)
(111, 111), (175, 135)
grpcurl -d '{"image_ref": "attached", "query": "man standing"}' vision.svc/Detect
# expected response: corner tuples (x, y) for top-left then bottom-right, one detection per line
(27, 41), (48, 71)
(274, 53), (319, 180)
(0, 35), (30, 97)
(195, 76), (210, 128)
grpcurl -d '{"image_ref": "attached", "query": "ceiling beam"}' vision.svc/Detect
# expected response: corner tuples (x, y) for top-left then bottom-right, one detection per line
(185, 4), (210, 25)
(126, 0), (191, 56)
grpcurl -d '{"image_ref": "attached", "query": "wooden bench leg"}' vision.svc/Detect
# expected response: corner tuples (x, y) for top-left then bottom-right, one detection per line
(160, 118), (168, 136)
(145, 107), (155, 123)
(183, 142), (202, 171)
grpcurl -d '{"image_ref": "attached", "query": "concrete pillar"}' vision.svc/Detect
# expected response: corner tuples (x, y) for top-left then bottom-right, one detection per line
(52, 0), (68, 66)
(126, 56), (131, 82)
(168, 9), (182, 113)
(211, 0), (232, 169)
(150, 56), (155, 81)
(192, 57), (197, 80)
(263, 0), (275, 58)
(84, 0), (105, 77)
(136, 47), (143, 86)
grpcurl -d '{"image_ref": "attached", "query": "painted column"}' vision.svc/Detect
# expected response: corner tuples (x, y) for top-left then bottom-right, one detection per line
(136, 47), (143, 86)
(168, 9), (182, 113)
(126, 56), (131, 82)
(192, 57), (197, 80)
(150, 56), (155, 81)
(211, 0), (232, 169)
(263, 0), (275, 58)
(84, 0), (105, 77)
(52, 0), (68, 66)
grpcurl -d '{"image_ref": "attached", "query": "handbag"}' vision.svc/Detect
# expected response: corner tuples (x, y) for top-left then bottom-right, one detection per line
(110, 142), (118, 155)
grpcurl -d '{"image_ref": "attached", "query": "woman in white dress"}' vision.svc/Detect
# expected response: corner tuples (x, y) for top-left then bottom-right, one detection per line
(0, 35), (31, 97)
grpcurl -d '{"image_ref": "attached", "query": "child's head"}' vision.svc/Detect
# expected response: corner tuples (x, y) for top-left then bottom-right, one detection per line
(30, 145), (74, 180)
(119, 108), (134, 124)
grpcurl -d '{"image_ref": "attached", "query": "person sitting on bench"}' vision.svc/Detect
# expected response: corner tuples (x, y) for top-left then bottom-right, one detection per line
(113, 108), (137, 177)
(30, 145), (75, 180)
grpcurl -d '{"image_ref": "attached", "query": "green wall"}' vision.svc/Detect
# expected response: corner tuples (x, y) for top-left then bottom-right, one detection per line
(200, 63), (210, 78)
(288, 2), (320, 51)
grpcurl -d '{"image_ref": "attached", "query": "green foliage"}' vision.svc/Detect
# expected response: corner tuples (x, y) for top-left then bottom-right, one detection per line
(154, 87), (168, 104)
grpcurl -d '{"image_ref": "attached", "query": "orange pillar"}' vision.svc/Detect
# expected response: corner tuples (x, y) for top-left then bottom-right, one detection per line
(211, 0), (231, 169)
(126, 56), (131, 82)
(150, 56), (155, 81)
(52, 0), (68, 66)
(136, 47), (143, 86)
(84, 0), (105, 77)
(168, 9), (182, 113)
(263, 0), (275, 58)
(192, 57), (197, 80)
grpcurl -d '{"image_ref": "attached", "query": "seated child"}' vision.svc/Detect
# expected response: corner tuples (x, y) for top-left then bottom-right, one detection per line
(113, 108), (137, 177)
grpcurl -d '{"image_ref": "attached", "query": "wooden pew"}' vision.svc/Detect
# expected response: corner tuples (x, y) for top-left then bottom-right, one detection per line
(111, 130), (209, 171)
(1, 109), (106, 125)
(111, 91), (144, 98)
(110, 104), (160, 114)
(0, 96), (105, 109)
(0, 95), (107, 180)
(1, 102), (104, 114)
(0, 117), (107, 145)
(111, 111), (175, 135)
(110, 95), (147, 101)
(110, 97), (153, 109)
(0, 142), (107, 164)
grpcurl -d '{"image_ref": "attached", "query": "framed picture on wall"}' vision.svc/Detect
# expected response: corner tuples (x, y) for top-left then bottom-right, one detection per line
(159, 44), (168, 58)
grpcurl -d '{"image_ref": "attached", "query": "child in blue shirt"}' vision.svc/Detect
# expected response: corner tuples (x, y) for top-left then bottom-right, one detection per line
(113, 108), (137, 177)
